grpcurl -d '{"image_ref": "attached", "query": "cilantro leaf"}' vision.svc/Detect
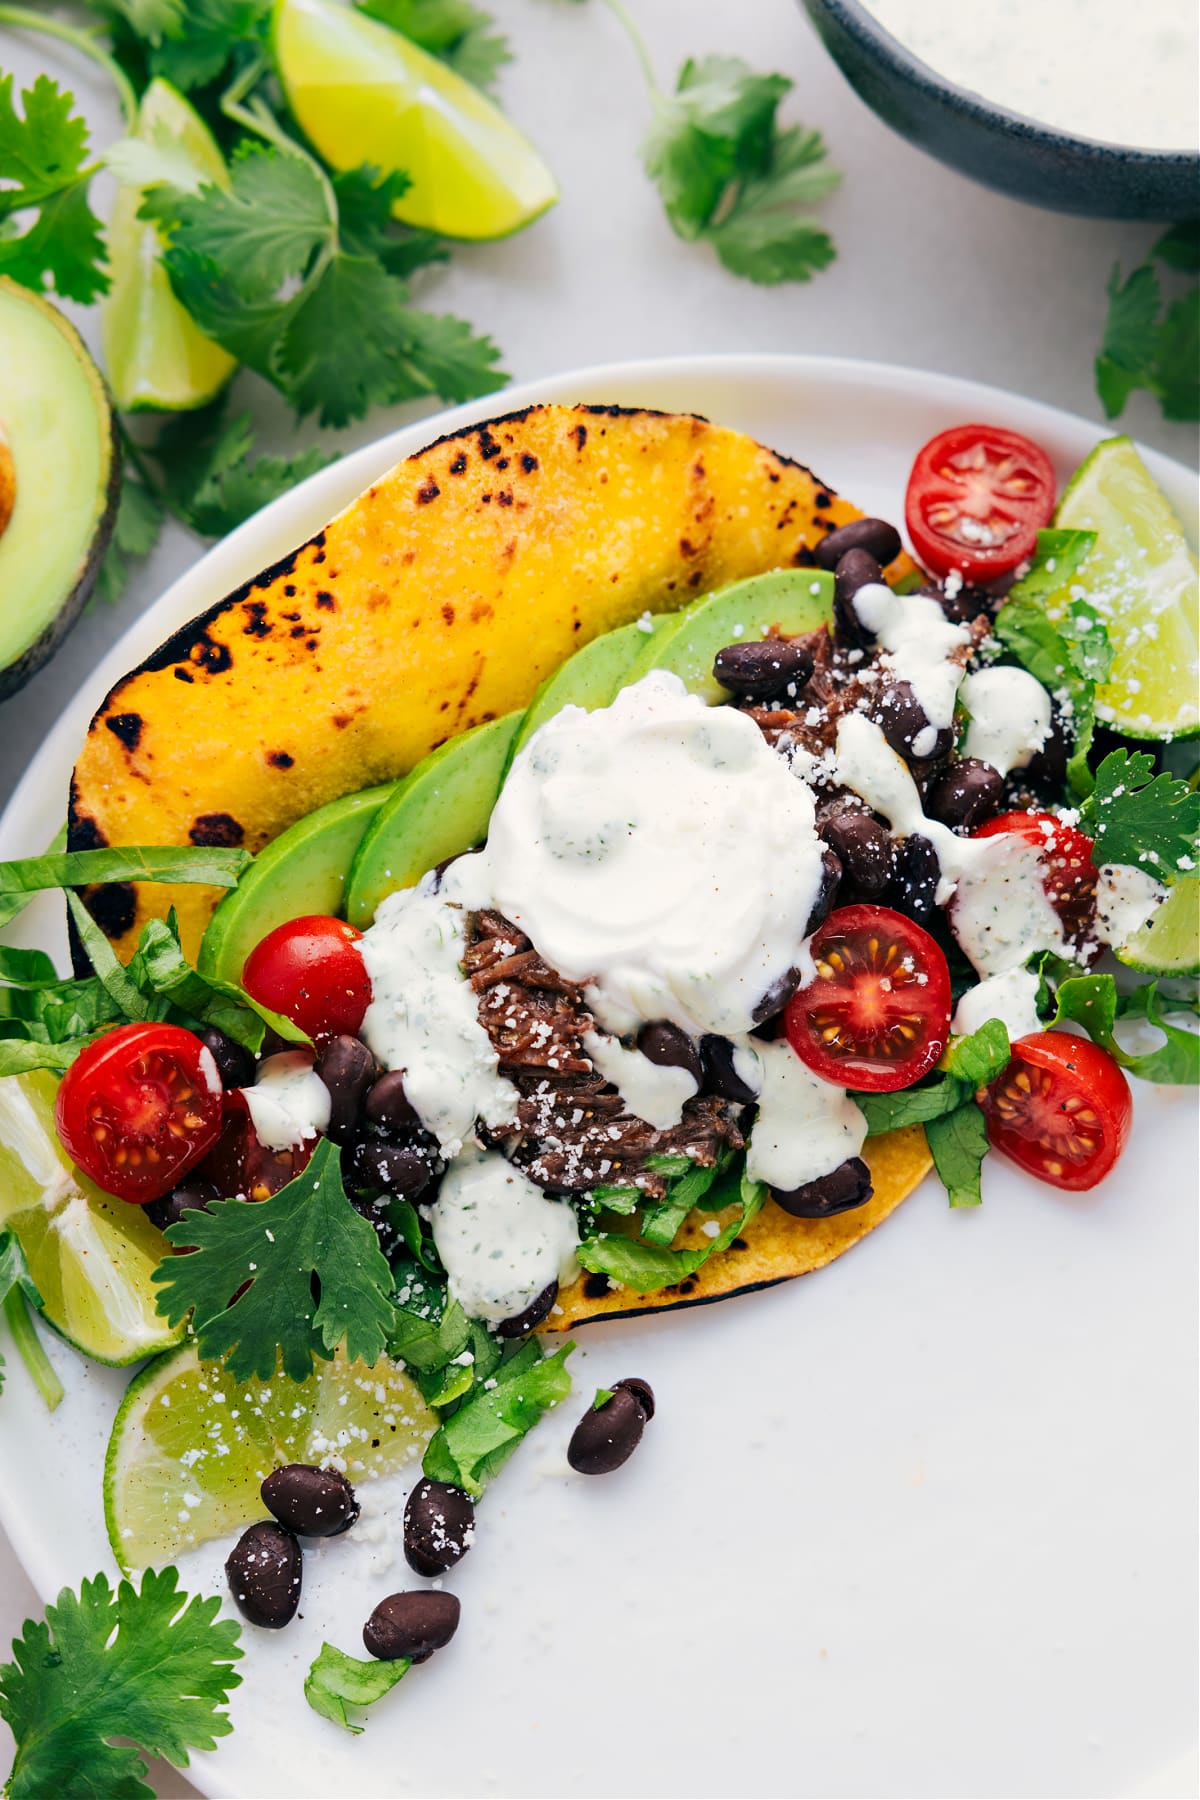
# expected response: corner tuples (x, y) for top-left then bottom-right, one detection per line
(925, 1100), (989, 1208)
(0, 1567), (242, 1800)
(96, 474), (164, 604)
(331, 165), (447, 276)
(1041, 969), (1198, 1086)
(145, 141), (332, 297)
(1095, 241), (1199, 423)
(94, 0), (186, 42)
(1153, 221), (1200, 274)
(153, 1138), (395, 1380)
(705, 126), (838, 285)
(152, 402), (336, 539)
(357, 0), (511, 94)
(1154, 288), (1200, 423)
(1096, 260), (1162, 418)
(1080, 749), (1200, 878)
(422, 1336), (574, 1497)
(149, 0), (272, 93)
(305, 1642), (409, 1734)
(0, 75), (107, 302)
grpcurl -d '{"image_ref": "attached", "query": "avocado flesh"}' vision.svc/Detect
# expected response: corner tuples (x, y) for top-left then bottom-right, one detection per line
(509, 616), (670, 763)
(622, 567), (834, 702)
(0, 281), (119, 699)
(345, 711), (525, 929)
(200, 783), (394, 985)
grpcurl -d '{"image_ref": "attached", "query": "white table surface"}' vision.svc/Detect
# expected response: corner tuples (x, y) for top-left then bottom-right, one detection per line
(1, 5), (1197, 1796)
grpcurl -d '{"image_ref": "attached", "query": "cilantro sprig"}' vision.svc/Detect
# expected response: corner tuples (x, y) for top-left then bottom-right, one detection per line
(1095, 223), (1199, 425)
(0, 1568), (242, 1800)
(1080, 749), (1200, 880)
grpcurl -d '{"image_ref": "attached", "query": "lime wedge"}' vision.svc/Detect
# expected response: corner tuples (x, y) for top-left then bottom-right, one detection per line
(272, 0), (557, 240)
(1051, 437), (1199, 740)
(0, 1071), (183, 1366)
(105, 1339), (437, 1571)
(101, 79), (237, 412)
(1115, 878), (1200, 976)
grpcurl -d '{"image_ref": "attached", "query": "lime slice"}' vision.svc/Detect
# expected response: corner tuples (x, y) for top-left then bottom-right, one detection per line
(101, 79), (237, 412)
(1115, 878), (1200, 976)
(105, 1339), (437, 1571)
(1051, 437), (1199, 740)
(0, 1070), (183, 1365)
(272, 0), (557, 240)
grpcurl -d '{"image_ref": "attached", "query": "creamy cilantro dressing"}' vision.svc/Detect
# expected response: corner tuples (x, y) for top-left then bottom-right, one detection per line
(744, 1039), (868, 1191)
(1094, 863), (1167, 945)
(960, 666), (1052, 776)
(851, 583), (969, 753)
(359, 883), (518, 1158)
(430, 1150), (580, 1324)
(952, 966), (1043, 1042)
(861, 0), (1198, 151)
(240, 1051), (331, 1152)
(581, 1029), (698, 1130)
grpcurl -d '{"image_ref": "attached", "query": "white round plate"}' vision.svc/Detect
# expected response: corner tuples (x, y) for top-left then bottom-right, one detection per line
(1, 356), (1196, 1800)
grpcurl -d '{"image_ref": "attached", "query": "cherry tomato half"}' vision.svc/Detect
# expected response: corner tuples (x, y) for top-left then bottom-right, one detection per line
(979, 1031), (1132, 1191)
(197, 1090), (313, 1202)
(242, 915), (371, 1040)
(905, 424), (1056, 581)
(55, 1021), (223, 1204)
(972, 810), (1098, 947)
(785, 904), (952, 1092)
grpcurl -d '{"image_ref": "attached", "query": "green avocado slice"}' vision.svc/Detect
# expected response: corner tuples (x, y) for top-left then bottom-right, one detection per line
(622, 566), (834, 703)
(200, 782), (394, 984)
(508, 615), (671, 764)
(0, 280), (120, 698)
(345, 711), (524, 928)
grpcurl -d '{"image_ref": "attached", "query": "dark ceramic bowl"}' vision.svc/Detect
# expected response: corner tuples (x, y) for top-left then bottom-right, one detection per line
(802, 0), (1199, 220)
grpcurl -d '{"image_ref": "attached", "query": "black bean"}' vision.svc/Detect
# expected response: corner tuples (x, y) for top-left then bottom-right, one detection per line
(364, 1589), (460, 1663)
(611, 1376), (655, 1421)
(771, 1156), (873, 1218)
(712, 637), (813, 701)
(876, 681), (953, 764)
(364, 1070), (420, 1133)
(814, 517), (902, 572)
(313, 1033), (376, 1142)
(820, 810), (894, 900)
(884, 835), (940, 927)
(804, 845), (842, 935)
(833, 549), (884, 646)
(567, 1386), (647, 1475)
(197, 1026), (255, 1090)
(350, 1137), (436, 1197)
(225, 1521), (302, 1629)
(1023, 718), (1068, 793)
(700, 1035), (759, 1104)
(636, 1020), (703, 1084)
(924, 758), (1004, 832)
(753, 965), (803, 1024)
(496, 1279), (559, 1337)
(404, 1479), (476, 1576)
(145, 1180), (218, 1235)
(261, 1463), (359, 1537)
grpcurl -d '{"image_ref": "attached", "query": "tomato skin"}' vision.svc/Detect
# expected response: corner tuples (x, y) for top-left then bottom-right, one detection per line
(785, 903), (952, 1093)
(55, 1022), (224, 1204)
(197, 1091), (312, 1202)
(972, 810), (1098, 946)
(905, 424), (1056, 581)
(242, 915), (371, 1040)
(979, 1031), (1132, 1191)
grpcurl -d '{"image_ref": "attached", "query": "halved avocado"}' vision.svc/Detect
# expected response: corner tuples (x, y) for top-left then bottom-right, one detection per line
(0, 280), (120, 700)
(345, 711), (523, 928)
(508, 615), (670, 763)
(200, 782), (395, 984)
(623, 567), (834, 702)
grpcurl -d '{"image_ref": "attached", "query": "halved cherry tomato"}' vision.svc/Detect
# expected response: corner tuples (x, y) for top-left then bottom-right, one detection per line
(785, 904), (952, 1092)
(242, 914), (371, 1040)
(972, 810), (1098, 946)
(55, 1022), (223, 1204)
(905, 424), (1056, 581)
(979, 1031), (1132, 1191)
(197, 1090), (313, 1202)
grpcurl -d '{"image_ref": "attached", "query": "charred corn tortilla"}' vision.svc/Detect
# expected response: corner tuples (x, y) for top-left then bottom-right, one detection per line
(68, 400), (930, 1322)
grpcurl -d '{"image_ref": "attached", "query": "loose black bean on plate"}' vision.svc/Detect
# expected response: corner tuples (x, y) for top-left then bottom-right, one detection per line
(771, 1155), (874, 1219)
(700, 1034), (759, 1105)
(567, 1384), (649, 1475)
(637, 1020), (703, 1084)
(496, 1279), (559, 1337)
(314, 1034), (376, 1142)
(820, 810), (894, 900)
(611, 1376), (656, 1420)
(197, 1026), (255, 1090)
(712, 637), (814, 701)
(363, 1590), (461, 1663)
(225, 1521), (302, 1629)
(404, 1479), (476, 1576)
(924, 758), (1004, 832)
(261, 1463), (359, 1537)
(814, 517), (902, 572)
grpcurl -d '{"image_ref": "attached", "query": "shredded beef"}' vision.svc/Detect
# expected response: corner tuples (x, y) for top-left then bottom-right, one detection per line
(464, 911), (744, 1200)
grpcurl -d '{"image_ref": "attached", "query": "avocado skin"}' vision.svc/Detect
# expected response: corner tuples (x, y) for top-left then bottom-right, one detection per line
(0, 386), (122, 704)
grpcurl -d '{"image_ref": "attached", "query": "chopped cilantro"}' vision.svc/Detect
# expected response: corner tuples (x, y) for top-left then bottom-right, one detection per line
(1080, 749), (1200, 879)
(0, 72), (108, 302)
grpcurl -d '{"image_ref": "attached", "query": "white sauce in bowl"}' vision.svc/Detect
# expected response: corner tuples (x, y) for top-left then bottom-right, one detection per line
(861, 0), (1198, 151)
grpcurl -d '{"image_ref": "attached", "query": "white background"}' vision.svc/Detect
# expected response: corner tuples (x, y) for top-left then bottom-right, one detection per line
(1, 3), (1197, 1796)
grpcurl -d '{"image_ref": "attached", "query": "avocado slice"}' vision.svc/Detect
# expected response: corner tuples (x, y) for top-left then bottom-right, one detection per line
(622, 567), (834, 704)
(508, 615), (670, 763)
(200, 782), (395, 985)
(345, 711), (524, 928)
(0, 280), (120, 699)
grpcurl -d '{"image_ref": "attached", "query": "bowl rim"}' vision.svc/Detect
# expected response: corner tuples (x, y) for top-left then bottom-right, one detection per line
(807, 0), (1200, 167)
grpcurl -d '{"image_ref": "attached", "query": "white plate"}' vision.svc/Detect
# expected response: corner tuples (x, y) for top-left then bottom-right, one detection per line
(1, 355), (1196, 1800)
